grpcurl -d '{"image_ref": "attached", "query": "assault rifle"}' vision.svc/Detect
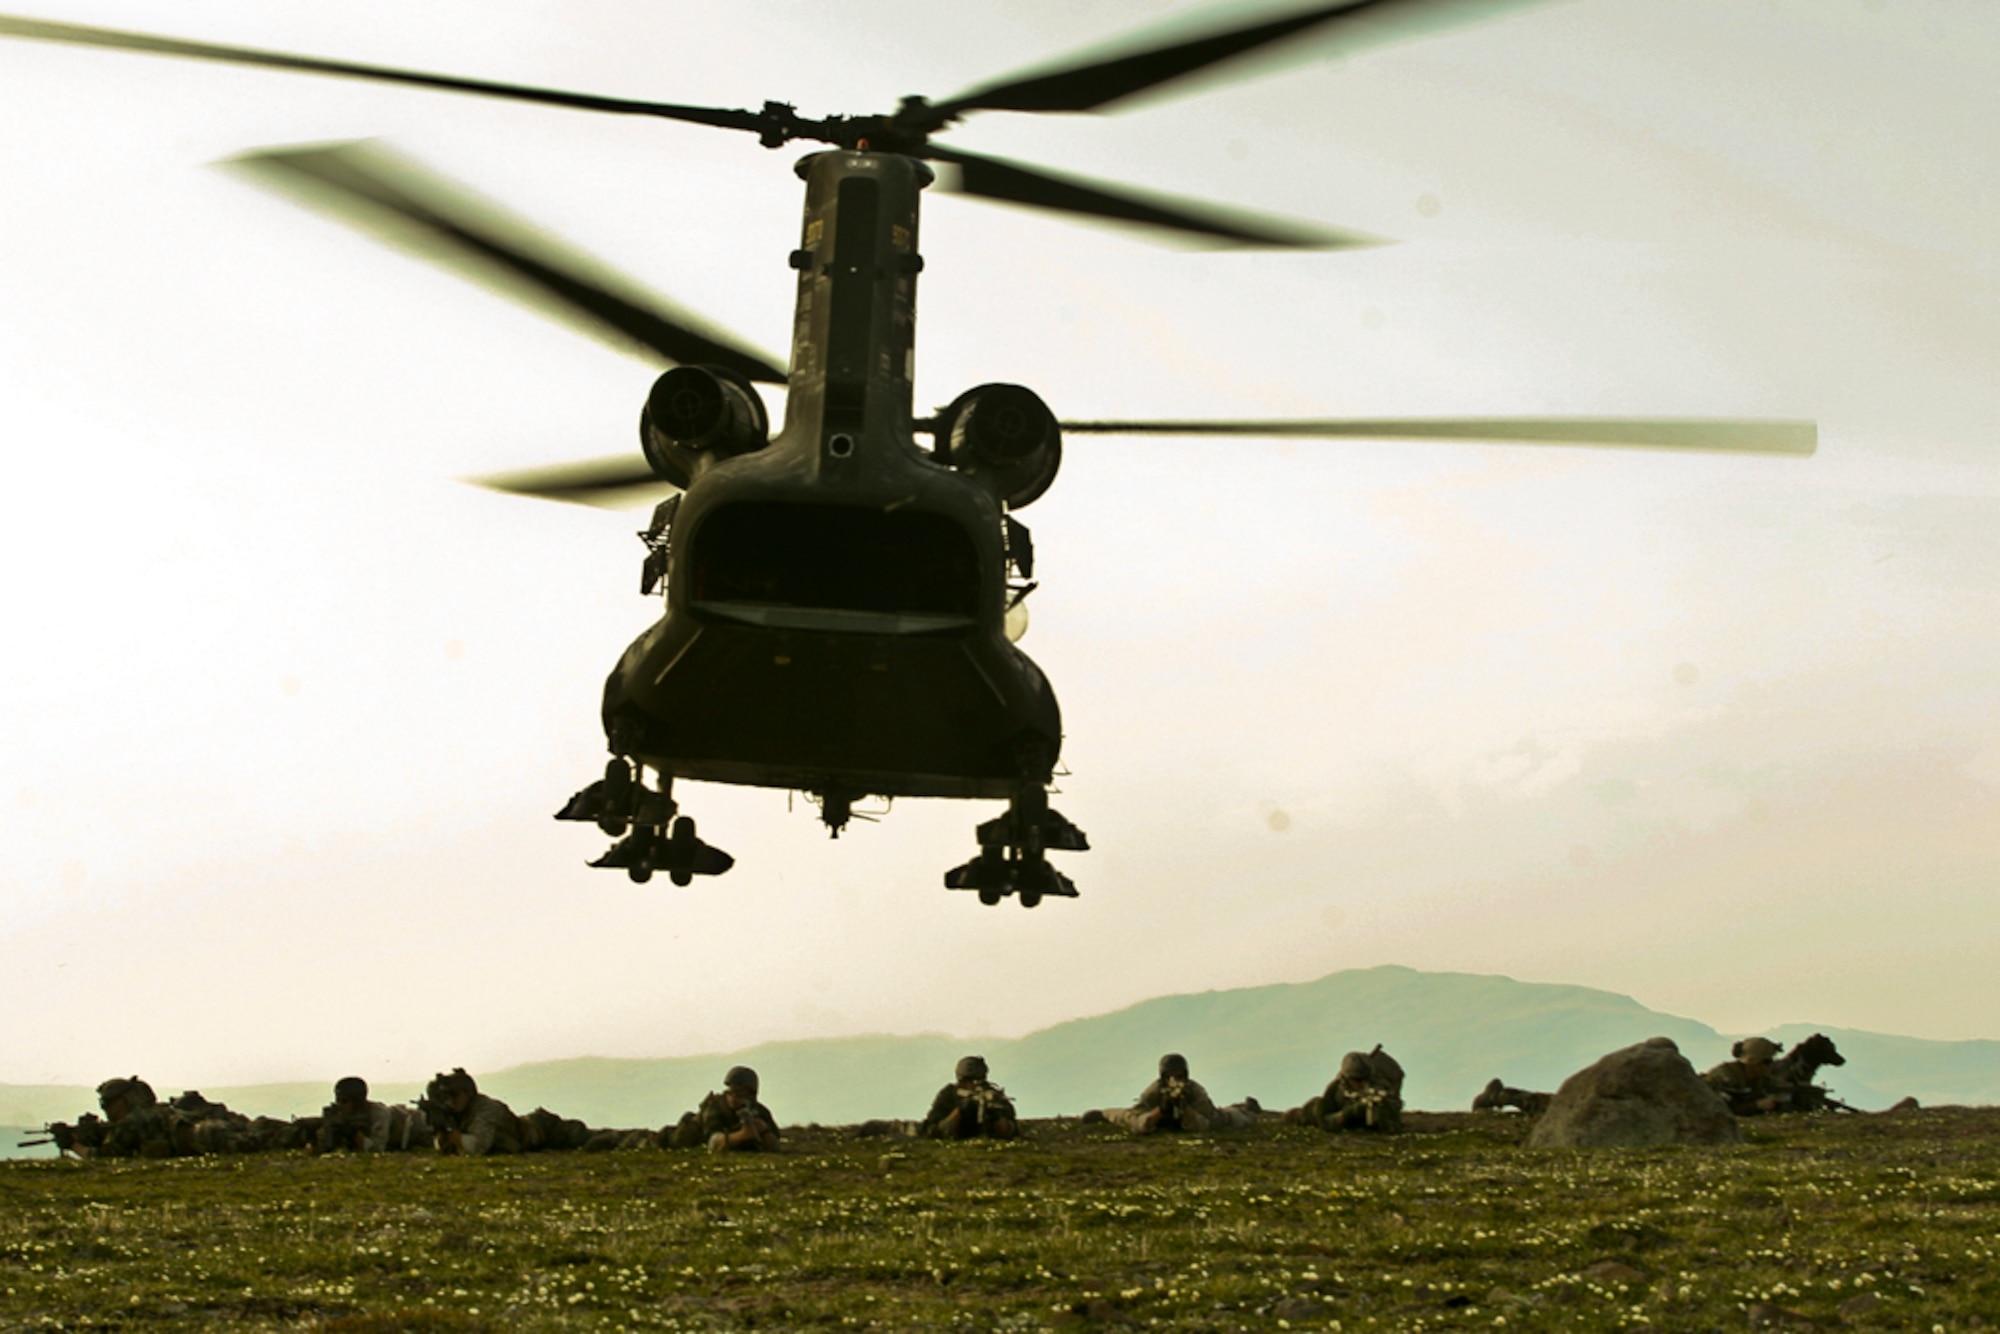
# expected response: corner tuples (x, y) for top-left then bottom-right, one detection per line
(318, 1107), (374, 1153)
(960, 1080), (1015, 1134)
(1155, 1075), (1190, 1130)
(19, 1115), (104, 1154)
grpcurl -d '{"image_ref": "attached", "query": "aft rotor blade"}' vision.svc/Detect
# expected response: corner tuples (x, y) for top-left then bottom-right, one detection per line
(929, 146), (1377, 249)
(0, 14), (775, 134)
(934, 0), (1492, 116)
(226, 141), (787, 383)
(472, 455), (670, 508)
(1059, 417), (1819, 455)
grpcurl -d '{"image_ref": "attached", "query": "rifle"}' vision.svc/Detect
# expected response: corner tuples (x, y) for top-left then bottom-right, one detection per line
(961, 1080), (1014, 1133)
(21, 1117), (102, 1154)
(1156, 1075), (1189, 1129)
(318, 1107), (374, 1152)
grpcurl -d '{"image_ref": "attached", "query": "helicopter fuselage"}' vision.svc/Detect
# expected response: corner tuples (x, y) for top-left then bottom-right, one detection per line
(603, 150), (1062, 805)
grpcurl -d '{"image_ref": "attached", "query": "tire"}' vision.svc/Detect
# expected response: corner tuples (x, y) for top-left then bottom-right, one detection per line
(627, 863), (653, 884)
(668, 816), (697, 886)
(600, 759), (634, 836)
(1017, 859), (1051, 908)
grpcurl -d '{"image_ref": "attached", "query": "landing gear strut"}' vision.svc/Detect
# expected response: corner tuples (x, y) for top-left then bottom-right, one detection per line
(556, 760), (734, 885)
(944, 785), (1087, 908)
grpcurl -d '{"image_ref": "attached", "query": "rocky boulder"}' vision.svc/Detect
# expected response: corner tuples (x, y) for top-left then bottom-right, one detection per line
(1526, 1037), (1741, 1148)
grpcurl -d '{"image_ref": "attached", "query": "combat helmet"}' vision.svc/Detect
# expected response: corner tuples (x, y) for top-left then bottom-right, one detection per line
(427, 1068), (479, 1103)
(1732, 1037), (1780, 1064)
(96, 1076), (157, 1113)
(723, 1066), (759, 1096)
(334, 1076), (369, 1105)
(1158, 1053), (1190, 1079)
(1339, 1051), (1372, 1081)
(955, 1056), (988, 1082)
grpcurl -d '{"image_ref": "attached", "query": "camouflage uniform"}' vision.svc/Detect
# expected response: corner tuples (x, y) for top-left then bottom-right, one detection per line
(1703, 1037), (1792, 1115)
(165, 1090), (262, 1155)
(921, 1056), (1020, 1141)
(1097, 1054), (1257, 1134)
(89, 1078), (178, 1159)
(1472, 1078), (1551, 1116)
(423, 1069), (523, 1155)
(520, 1107), (596, 1152)
(1294, 1046), (1404, 1133)
(317, 1077), (430, 1152)
(667, 1066), (780, 1152)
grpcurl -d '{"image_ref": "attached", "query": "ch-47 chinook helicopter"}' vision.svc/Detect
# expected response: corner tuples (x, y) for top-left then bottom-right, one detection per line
(2, 2), (1814, 907)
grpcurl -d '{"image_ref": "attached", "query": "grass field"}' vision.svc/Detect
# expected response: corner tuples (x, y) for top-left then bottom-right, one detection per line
(2, 1109), (1995, 1331)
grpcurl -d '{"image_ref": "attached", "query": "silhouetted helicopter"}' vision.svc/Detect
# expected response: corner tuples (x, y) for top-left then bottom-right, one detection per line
(1, 3), (1814, 906)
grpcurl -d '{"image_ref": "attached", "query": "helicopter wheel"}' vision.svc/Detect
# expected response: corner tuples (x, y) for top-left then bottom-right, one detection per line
(627, 862), (653, 885)
(1017, 858), (1053, 909)
(977, 883), (1004, 906)
(599, 758), (634, 836)
(668, 816), (697, 886)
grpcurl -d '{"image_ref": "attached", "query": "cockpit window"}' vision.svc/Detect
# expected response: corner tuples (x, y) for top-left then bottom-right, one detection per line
(692, 501), (980, 618)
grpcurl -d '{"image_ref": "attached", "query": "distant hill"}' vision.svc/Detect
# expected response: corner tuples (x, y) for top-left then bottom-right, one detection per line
(6, 968), (1994, 1145)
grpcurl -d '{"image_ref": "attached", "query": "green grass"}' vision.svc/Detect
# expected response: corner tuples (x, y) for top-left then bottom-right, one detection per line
(3, 1109), (1996, 1330)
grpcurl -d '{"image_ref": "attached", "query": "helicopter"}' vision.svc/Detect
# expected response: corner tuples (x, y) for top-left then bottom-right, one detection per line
(0, 2), (1815, 908)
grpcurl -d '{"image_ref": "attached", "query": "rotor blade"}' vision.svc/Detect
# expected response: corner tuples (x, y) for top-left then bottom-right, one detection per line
(471, 455), (671, 508)
(224, 140), (787, 383)
(933, 0), (1516, 117)
(0, 13), (775, 134)
(1058, 417), (1818, 455)
(929, 146), (1378, 249)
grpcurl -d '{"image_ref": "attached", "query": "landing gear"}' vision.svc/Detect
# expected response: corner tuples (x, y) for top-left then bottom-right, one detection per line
(556, 762), (734, 885)
(944, 785), (1087, 908)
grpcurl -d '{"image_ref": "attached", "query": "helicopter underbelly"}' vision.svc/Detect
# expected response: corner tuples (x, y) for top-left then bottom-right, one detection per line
(604, 610), (1061, 800)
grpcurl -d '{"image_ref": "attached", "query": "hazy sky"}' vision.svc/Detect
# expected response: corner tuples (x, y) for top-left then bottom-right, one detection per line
(2, 0), (1995, 1088)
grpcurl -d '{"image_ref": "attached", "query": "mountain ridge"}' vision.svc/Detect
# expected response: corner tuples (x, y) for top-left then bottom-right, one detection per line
(6, 966), (1993, 1138)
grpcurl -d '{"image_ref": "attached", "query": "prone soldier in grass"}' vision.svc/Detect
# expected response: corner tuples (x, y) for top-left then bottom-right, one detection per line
(422, 1068), (524, 1155)
(1704, 1034), (1850, 1115)
(46, 1079), (270, 1157)
(316, 1076), (431, 1153)
(921, 1055), (1019, 1140)
(667, 1065), (780, 1152)
(1472, 1077), (1552, 1116)
(1089, 1053), (1258, 1134)
(165, 1089), (263, 1154)
(90, 1077), (177, 1158)
(1289, 1045), (1405, 1132)
(1702, 1036), (1786, 1115)
(34, 1078), (159, 1159)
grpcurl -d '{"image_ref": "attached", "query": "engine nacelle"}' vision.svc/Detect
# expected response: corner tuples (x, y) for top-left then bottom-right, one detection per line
(939, 383), (1061, 509)
(640, 365), (771, 488)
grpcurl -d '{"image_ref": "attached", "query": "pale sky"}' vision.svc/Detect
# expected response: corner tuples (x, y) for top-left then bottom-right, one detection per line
(1, 0), (1995, 1089)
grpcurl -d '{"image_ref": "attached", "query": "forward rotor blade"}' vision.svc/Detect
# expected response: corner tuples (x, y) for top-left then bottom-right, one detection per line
(933, 0), (1511, 117)
(472, 455), (669, 508)
(1058, 417), (1818, 455)
(929, 146), (1378, 249)
(225, 140), (786, 383)
(0, 14), (773, 134)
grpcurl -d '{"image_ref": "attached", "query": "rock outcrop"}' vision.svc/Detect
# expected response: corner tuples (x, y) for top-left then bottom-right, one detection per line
(1526, 1037), (1741, 1148)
